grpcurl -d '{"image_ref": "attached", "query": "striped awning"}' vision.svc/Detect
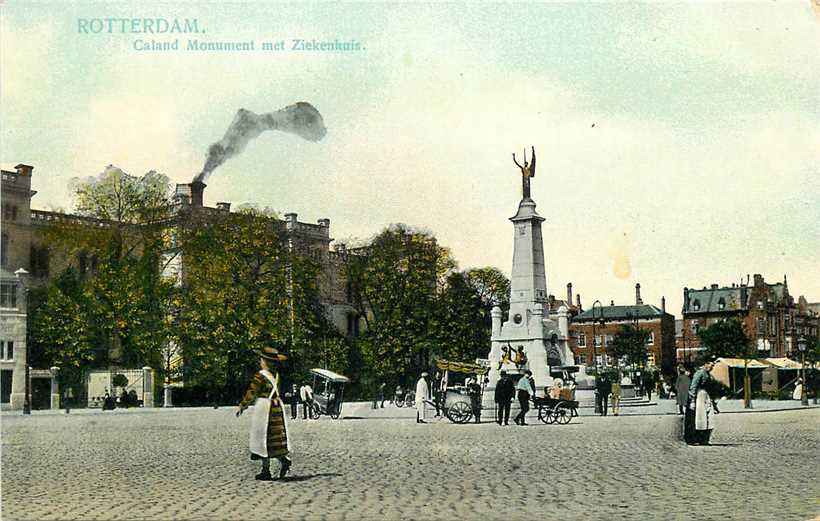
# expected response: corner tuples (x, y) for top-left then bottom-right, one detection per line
(435, 359), (489, 375)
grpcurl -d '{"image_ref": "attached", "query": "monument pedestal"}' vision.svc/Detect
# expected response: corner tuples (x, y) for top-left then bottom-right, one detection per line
(483, 188), (576, 406)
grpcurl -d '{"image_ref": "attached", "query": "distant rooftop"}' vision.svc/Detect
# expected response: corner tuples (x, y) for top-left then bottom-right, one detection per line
(574, 304), (666, 322)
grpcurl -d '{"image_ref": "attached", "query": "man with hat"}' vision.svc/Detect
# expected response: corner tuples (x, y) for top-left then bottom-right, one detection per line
(237, 346), (292, 480)
(415, 371), (431, 423)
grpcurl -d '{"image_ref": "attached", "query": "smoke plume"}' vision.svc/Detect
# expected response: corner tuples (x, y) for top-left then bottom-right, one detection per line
(194, 102), (326, 183)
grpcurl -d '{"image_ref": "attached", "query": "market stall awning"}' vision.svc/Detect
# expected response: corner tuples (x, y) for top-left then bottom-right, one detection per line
(435, 359), (489, 375)
(764, 358), (803, 369)
(715, 358), (769, 369)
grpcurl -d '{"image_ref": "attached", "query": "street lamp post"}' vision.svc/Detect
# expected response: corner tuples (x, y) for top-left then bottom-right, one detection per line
(798, 336), (808, 406)
(14, 268), (31, 415)
(592, 300), (603, 414)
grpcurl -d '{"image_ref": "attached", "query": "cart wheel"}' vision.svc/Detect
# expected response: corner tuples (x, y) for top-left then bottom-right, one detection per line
(330, 406), (341, 420)
(554, 403), (571, 424)
(538, 406), (552, 424)
(310, 403), (321, 419)
(446, 401), (472, 424)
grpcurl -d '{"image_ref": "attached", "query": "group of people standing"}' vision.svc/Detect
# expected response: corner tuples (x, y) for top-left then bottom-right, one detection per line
(285, 382), (315, 420)
(493, 370), (537, 425)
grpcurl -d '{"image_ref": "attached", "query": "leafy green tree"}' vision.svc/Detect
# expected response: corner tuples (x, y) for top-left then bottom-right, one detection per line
(610, 324), (651, 368)
(432, 271), (490, 363)
(464, 267), (511, 314)
(30, 269), (97, 387)
(174, 207), (333, 399)
(41, 166), (174, 368)
(697, 318), (754, 407)
(345, 224), (456, 386)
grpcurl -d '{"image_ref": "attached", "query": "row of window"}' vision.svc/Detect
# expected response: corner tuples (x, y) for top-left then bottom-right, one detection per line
(691, 298), (727, 311)
(0, 238), (99, 277)
(590, 353), (657, 367)
(577, 331), (655, 347)
(2, 204), (19, 222)
(0, 283), (17, 308)
(0, 340), (13, 361)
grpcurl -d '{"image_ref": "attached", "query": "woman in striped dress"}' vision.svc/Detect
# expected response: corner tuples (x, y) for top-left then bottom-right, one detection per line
(237, 346), (292, 480)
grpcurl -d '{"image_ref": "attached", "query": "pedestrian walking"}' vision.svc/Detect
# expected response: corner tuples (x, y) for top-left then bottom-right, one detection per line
(611, 379), (622, 416)
(687, 357), (720, 446)
(467, 378), (482, 423)
(379, 382), (386, 408)
(415, 372), (430, 423)
(792, 379), (803, 401)
(432, 372), (442, 417)
(289, 384), (298, 419)
(643, 374), (654, 401)
(675, 366), (690, 416)
(494, 370), (515, 425)
(300, 382), (314, 419)
(236, 346), (292, 481)
(514, 371), (534, 425)
(596, 377), (612, 416)
(527, 371), (536, 400)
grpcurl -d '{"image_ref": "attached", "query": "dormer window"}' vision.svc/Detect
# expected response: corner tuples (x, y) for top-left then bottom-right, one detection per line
(717, 298), (726, 311)
(692, 299), (701, 311)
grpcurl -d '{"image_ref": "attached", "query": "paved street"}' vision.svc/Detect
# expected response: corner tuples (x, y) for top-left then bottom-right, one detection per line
(2, 407), (818, 521)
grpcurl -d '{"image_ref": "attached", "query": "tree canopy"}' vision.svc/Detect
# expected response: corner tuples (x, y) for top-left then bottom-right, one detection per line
(610, 324), (651, 368)
(173, 207), (339, 397)
(697, 318), (754, 361)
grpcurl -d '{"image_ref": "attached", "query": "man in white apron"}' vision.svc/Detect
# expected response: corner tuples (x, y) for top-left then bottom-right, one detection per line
(415, 372), (430, 423)
(237, 346), (292, 480)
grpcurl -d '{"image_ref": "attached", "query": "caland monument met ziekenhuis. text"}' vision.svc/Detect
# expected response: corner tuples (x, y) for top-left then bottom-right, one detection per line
(483, 147), (576, 406)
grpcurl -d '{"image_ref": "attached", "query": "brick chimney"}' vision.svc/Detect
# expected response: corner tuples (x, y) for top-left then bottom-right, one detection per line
(190, 181), (206, 207)
(566, 283), (573, 307)
(14, 164), (33, 176)
(661, 296), (666, 313)
(635, 283), (643, 305)
(576, 293), (582, 312)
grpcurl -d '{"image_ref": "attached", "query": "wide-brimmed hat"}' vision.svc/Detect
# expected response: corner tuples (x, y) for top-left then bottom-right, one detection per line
(255, 346), (288, 361)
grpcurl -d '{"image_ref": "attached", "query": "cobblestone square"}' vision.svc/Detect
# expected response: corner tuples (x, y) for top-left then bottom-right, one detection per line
(2, 407), (818, 521)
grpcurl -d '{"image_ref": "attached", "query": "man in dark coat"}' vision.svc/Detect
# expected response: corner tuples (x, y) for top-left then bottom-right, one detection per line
(596, 377), (612, 416)
(289, 384), (299, 419)
(494, 371), (515, 426)
(467, 379), (482, 423)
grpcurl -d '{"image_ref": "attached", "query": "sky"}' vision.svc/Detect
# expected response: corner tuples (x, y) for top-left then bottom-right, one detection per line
(2, 1), (819, 317)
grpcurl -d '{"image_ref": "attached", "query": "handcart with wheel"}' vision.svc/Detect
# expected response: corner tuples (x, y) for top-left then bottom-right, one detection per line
(534, 396), (579, 424)
(435, 359), (489, 424)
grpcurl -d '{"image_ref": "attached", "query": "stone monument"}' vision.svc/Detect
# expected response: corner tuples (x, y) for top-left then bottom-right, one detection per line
(484, 147), (574, 404)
